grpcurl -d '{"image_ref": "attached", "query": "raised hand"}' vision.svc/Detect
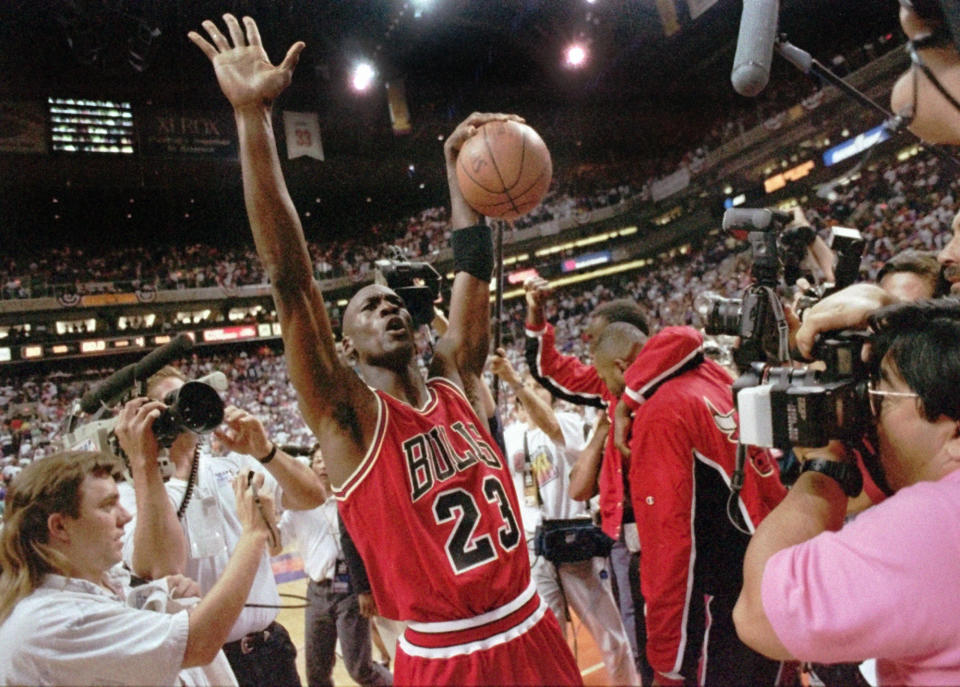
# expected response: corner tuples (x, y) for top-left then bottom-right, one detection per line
(214, 405), (272, 459)
(188, 14), (304, 111)
(489, 347), (521, 387)
(443, 112), (524, 228)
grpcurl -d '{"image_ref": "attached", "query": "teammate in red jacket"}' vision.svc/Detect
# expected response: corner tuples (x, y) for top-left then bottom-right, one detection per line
(596, 324), (786, 686)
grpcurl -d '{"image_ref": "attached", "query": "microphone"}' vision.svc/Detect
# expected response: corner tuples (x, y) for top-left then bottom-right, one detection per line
(731, 0), (779, 97)
(80, 334), (194, 413)
(131, 333), (194, 381)
(722, 208), (791, 232)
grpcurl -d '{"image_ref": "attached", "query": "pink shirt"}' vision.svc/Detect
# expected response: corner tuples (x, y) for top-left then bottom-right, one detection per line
(762, 469), (960, 686)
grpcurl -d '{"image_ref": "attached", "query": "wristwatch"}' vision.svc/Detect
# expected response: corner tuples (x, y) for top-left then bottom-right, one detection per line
(800, 458), (863, 497)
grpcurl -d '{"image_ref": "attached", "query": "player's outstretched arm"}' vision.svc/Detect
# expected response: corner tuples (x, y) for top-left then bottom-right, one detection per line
(190, 15), (376, 485)
(432, 112), (522, 415)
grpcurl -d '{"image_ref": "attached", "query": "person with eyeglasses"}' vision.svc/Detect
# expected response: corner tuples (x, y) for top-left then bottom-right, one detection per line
(734, 298), (960, 686)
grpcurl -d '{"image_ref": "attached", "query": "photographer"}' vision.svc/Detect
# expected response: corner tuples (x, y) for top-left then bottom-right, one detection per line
(595, 323), (786, 686)
(0, 450), (272, 686)
(115, 365), (324, 687)
(733, 298), (960, 685)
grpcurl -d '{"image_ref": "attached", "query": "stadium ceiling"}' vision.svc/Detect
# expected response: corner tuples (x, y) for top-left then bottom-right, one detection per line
(1, 0), (898, 108)
(0, 0), (901, 243)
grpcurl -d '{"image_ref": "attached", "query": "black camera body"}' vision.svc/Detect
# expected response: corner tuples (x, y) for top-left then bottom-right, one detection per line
(735, 332), (871, 450)
(699, 208), (793, 369)
(697, 208), (873, 451)
(374, 247), (442, 327)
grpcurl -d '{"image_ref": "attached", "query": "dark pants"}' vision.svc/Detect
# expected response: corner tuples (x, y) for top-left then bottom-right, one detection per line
(629, 549), (655, 687)
(306, 579), (393, 687)
(682, 593), (781, 686)
(222, 621), (301, 687)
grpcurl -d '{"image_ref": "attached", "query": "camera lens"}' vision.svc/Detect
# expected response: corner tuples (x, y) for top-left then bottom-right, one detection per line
(695, 292), (742, 336)
(173, 381), (225, 433)
(153, 381), (225, 447)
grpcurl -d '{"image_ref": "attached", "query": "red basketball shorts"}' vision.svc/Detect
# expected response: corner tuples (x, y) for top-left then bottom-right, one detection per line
(394, 580), (582, 686)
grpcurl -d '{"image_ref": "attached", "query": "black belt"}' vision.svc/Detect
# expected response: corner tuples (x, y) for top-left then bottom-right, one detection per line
(226, 621), (276, 656)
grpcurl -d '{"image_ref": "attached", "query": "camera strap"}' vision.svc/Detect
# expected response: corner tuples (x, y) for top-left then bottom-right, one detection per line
(760, 285), (791, 363)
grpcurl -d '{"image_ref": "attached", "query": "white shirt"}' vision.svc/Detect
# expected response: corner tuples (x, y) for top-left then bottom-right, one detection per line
(502, 411), (589, 536)
(0, 568), (189, 687)
(276, 498), (341, 583)
(119, 451), (280, 643)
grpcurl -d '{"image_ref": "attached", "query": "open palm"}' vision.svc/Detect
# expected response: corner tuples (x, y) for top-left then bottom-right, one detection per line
(189, 14), (304, 110)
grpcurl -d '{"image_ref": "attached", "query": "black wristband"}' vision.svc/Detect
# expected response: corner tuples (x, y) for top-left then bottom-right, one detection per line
(451, 224), (494, 282)
(800, 458), (862, 497)
(258, 443), (278, 465)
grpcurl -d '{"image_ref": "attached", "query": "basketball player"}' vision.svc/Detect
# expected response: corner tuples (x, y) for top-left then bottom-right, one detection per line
(189, 14), (581, 686)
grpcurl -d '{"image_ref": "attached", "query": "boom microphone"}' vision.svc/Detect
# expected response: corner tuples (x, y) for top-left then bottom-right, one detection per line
(731, 0), (779, 97)
(80, 334), (194, 413)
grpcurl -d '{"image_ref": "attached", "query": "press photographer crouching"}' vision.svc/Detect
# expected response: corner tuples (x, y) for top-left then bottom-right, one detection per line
(0, 450), (274, 686)
(733, 297), (960, 686)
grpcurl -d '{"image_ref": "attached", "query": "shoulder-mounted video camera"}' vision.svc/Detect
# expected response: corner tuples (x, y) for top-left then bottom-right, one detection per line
(735, 330), (871, 450)
(696, 208), (795, 370)
(374, 246), (443, 327)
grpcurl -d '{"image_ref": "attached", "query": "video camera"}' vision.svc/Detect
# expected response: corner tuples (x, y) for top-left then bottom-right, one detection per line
(374, 246), (443, 327)
(735, 331), (871, 449)
(697, 208), (865, 372)
(696, 208), (872, 452)
(61, 334), (225, 475)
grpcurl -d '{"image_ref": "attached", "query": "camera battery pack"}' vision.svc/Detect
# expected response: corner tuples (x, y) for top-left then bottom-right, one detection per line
(737, 384), (775, 447)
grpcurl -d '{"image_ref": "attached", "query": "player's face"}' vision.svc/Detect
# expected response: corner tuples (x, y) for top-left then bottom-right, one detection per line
(938, 214), (960, 294)
(58, 475), (131, 583)
(584, 316), (609, 359)
(594, 350), (625, 396)
(342, 285), (416, 367)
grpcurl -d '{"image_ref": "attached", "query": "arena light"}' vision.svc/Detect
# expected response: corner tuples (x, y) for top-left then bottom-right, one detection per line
(351, 62), (376, 92)
(411, 0), (432, 17)
(564, 43), (588, 68)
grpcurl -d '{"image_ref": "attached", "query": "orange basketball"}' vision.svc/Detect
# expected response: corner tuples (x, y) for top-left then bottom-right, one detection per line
(455, 120), (552, 220)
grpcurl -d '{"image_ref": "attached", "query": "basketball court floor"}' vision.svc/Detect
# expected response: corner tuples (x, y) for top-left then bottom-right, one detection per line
(273, 553), (612, 686)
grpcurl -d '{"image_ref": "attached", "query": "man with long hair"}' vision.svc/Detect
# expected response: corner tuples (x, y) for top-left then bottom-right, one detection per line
(0, 450), (273, 686)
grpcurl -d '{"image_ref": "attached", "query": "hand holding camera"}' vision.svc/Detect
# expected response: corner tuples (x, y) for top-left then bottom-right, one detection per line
(794, 283), (895, 359)
(114, 397), (166, 477)
(214, 405), (272, 460)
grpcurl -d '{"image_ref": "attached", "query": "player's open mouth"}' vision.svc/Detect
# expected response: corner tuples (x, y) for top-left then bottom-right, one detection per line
(386, 316), (406, 332)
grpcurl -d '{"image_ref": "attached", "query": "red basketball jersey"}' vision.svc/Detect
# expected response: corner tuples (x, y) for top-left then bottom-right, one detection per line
(334, 377), (531, 622)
